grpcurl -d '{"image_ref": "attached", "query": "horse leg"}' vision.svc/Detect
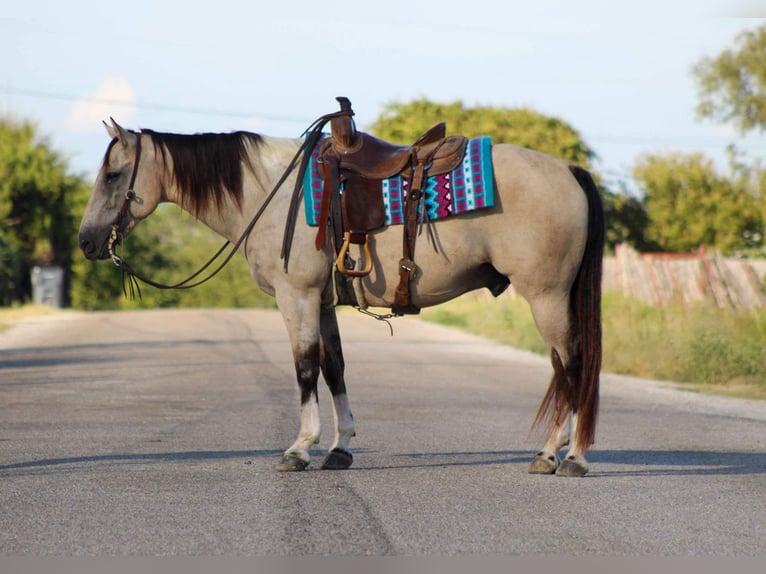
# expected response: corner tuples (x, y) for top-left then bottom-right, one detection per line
(525, 292), (590, 477)
(529, 412), (571, 474)
(318, 306), (356, 470)
(275, 293), (323, 472)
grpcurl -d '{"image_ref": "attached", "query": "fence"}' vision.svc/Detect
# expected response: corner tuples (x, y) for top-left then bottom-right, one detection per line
(466, 244), (766, 310)
(603, 244), (766, 309)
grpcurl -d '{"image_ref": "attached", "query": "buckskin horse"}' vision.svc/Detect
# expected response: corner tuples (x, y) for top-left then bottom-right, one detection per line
(78, 101), (604, 477)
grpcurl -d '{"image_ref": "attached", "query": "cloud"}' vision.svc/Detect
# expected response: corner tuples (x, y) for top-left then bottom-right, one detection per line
(67, 77), (137, 131)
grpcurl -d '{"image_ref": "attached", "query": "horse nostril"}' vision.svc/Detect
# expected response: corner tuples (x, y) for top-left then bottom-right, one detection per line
(79, 237), (94, 257)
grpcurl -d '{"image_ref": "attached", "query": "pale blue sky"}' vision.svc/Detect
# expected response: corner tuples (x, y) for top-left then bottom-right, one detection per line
(1, 0), (765, 190)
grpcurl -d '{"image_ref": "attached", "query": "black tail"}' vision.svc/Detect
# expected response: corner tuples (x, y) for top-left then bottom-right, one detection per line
(568, 165), (604, 447)
(533, 165), (604, 448)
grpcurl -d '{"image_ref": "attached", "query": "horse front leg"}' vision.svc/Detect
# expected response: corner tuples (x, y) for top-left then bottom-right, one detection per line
(276, 341), (321, 472)
(275, 293), (323, 472)
(318, 306), (356, 470)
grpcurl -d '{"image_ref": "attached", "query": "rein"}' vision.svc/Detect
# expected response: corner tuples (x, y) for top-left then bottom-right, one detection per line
(107, 110), (349, 297)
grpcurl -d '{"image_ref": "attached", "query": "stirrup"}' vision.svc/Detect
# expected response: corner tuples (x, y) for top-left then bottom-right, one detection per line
(336, 232), (373, 277)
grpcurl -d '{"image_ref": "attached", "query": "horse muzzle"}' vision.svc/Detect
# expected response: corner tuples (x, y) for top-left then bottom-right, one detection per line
(79, 227), (114, 261)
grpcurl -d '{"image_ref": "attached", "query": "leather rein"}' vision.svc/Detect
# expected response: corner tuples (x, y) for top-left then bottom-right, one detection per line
(106, 112), (346, 297)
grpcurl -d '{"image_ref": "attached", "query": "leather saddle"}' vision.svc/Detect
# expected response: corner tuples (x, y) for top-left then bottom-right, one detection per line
(316, 97), (468, 314)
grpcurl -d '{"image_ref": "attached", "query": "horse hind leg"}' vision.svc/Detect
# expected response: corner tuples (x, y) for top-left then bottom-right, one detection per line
(318, 307), (356, 470)
(526, 293), (590, 477)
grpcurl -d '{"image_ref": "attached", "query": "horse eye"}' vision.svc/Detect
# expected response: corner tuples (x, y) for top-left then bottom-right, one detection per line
(105, 171), (121, 184)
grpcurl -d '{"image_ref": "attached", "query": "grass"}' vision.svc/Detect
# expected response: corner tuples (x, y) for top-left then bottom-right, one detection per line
(0, 304), (59, 334)
(421, 292), (766, 400)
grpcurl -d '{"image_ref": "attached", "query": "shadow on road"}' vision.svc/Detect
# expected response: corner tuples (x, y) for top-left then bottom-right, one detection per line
(588, 449), (766, 477)
(2, 448), (764, 477)
(373, 449), (766, 477)
(0, 449), (283, 474)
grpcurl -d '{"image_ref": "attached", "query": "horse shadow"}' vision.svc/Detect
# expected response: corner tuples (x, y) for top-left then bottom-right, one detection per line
(1, 448), (763, 478)
(378, 448), (766, 477)
(0, 449), (284, 477)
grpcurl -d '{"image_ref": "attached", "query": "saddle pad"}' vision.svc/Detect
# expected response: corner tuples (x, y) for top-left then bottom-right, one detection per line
(303, 136), (494, 227)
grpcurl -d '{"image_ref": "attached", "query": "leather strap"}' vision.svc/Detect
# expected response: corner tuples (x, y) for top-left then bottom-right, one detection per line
(392, 157), (426, 314)
(391, 140), (449, 314)
(314, 157), (337, 250)
(109, 134), (142, 231)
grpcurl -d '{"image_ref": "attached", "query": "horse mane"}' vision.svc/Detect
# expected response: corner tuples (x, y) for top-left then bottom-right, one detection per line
(142, 129), (263, 217)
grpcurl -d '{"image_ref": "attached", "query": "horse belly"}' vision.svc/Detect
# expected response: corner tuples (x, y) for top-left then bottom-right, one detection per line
(356, 217), (502, 309)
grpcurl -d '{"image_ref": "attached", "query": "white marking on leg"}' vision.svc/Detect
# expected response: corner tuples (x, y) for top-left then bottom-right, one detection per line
(564, 412), (588, 459)
(541, 411), (571, 453)
(285, 400), (321, 464)
(329, 393), (355, 452)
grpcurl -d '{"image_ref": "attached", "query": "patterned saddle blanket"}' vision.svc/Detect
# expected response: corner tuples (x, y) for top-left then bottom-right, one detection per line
(303, 135), (495, 227)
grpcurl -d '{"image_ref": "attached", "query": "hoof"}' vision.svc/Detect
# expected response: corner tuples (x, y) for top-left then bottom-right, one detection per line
(528, 451), (560, 474)
(321, 448), (353, 470)
(556, 456), (588, 477)
(275, 453), (309, 472)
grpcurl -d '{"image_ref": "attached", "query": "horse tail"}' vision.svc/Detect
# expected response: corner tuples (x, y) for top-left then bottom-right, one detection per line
(566, 165), (604, 448)
(533, 165), (604, 449)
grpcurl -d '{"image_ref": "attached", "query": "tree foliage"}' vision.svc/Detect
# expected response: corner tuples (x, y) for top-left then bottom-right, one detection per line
(369, 99), (596, 168)
(601, 183), (656, 252)
(70, 205), (276, 310)
(633, 151), (763, 254)
(693, 24), (766, 133)
(0, 118), (87, 306)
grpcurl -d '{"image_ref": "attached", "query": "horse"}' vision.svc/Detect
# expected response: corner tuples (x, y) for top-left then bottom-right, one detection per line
(78, 116), (604, 477)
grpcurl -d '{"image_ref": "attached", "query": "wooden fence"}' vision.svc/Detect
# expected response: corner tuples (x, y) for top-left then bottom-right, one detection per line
(467, 244), (766, 310)
(603, 244), (766, 310)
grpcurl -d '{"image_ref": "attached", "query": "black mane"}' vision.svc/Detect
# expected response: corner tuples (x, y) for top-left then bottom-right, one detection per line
(143, 129), (263, 216)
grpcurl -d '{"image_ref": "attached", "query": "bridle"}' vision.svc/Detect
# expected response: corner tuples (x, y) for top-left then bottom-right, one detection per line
(107, 135), (141, 269)
(104, 111), (347, 297)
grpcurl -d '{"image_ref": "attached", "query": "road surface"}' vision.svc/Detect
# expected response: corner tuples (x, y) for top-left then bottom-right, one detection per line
(1, 309), (764, 555)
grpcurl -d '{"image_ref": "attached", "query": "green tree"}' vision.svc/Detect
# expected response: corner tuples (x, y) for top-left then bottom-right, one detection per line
(369, 99), (596, 168)
(633, 151), (763, 254)
(693, 25), (766, 133)
(71, 205), (276, 310)
(0, 118), (88, 306)
(602, 182), (656, 252)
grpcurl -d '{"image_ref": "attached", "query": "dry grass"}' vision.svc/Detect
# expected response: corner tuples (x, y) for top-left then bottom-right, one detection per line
(0, 304), (58, 334)
(421, 292), (766, 400)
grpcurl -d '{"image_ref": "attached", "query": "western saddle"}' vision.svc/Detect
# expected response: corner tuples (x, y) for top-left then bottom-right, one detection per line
(316, 97), (467, 314)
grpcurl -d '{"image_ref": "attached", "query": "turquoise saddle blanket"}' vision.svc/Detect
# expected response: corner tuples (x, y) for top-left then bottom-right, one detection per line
(303, 136), (495, 226)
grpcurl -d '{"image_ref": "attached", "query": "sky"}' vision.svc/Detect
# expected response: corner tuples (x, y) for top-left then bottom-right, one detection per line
(2, 0), (765, 192)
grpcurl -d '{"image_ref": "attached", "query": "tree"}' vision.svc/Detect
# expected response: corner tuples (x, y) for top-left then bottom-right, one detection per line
(369, 99), (596, 168)
(70, 205), (276, 310)
(690, 24), (766, 257)
(633, 151), (763, 254)
(601, 182), (656, 252)
(693, 25), (766, 134)
(0, 118), (88, 306)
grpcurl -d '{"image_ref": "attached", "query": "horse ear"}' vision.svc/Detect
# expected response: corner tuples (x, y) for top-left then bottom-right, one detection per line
(105, 118), (132, 147)
(104, 119), (119, 140)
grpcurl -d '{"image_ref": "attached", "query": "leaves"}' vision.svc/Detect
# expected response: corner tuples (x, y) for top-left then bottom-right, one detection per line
(0, 118), (89, 305)
(693, 25), (766, 133)
(633, 152), (764, 254)
(369, 99), (596, 168)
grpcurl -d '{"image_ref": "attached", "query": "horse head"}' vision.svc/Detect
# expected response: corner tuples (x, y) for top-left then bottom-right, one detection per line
(78, 119), (163, 261)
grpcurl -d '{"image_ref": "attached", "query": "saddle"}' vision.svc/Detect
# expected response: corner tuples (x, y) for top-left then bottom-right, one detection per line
(316, 97), (468, 314)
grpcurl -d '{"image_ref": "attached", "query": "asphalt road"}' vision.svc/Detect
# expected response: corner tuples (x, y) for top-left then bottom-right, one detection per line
(0, 308), (764, 556)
